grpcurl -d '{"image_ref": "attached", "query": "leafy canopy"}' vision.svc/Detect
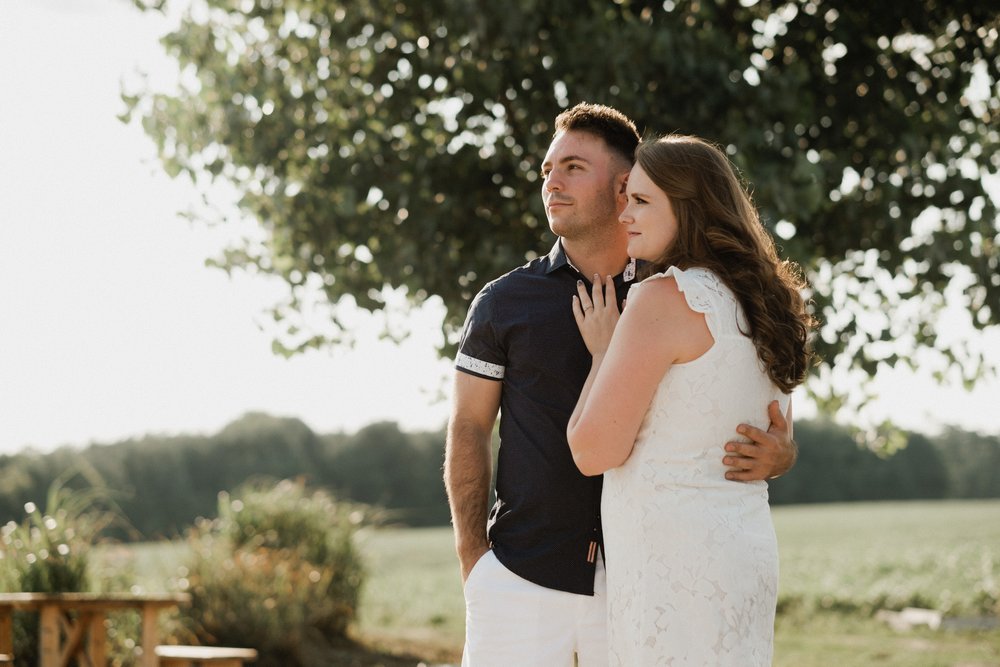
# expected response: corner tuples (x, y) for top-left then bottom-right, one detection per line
(125, 0), (1000, 402)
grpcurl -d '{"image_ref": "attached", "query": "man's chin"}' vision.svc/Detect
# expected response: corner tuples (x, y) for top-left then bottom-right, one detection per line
(548, 218), (575, 237)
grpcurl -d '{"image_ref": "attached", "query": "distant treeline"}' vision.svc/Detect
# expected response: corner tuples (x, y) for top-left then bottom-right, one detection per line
(0, 413), (997, 541)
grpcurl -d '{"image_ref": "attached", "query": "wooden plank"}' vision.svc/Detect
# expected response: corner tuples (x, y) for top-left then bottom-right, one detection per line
(141, 605), (160, 667)
(88, 611), (107, 667)
(155, 644), (258, 660)
(0, 593), (190, 606)
(0, 594), (192, 667)
(57, 610), (88, 667)
(0, 611), (13, 656)
(39, 605), (60, 667)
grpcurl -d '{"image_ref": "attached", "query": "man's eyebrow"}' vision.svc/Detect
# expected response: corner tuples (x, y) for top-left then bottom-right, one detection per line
(541, 154), (593, 168)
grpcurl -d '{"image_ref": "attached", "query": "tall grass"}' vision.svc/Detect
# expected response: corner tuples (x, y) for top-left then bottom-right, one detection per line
(0, 477), (123, 666)
(353, 501), (1000, 666)
(775, 500), (1000, 618)
(0, 477), (119, 592)
(354, 526), (466, 644)
(98, 500), (1000, 666)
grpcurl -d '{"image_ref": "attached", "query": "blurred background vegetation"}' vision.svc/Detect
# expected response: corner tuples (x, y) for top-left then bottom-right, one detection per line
(123, 0), (1000, 434)
(3, 0), (998, 664)
(2, 413), (994, 664)
(0, 413), (998, 542)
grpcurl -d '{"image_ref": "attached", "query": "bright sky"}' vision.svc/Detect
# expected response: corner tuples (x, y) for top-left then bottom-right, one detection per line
(0, 0), (454, 453)
(0, 0), (997, 455)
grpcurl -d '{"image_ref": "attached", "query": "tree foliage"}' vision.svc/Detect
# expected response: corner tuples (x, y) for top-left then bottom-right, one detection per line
(0, 414), (999, 542)
(125, 0), (999, 394)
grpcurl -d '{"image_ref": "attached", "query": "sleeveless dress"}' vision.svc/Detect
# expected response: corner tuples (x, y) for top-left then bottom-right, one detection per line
(602, 266), (787, 666)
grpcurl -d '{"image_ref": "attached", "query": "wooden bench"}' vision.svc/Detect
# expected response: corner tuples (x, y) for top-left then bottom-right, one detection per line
(155, 645), (258, 667)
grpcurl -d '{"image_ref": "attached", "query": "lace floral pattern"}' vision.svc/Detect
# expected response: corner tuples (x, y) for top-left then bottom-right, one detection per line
(604, 266), (788, 666)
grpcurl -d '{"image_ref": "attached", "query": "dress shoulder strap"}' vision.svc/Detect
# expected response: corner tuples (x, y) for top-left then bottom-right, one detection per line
(640, 266), (746, 336)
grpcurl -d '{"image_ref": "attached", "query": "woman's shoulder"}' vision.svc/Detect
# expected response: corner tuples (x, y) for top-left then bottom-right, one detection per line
(633, 266), (730, 313)
(621, 267), (716, 361)
(628, 270), (680, 301)
(641, 265), (722, 287)
(622, 270), (706, 337)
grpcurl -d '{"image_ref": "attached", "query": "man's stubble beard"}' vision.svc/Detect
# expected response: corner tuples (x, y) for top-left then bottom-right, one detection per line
(548, 189), (620, 245)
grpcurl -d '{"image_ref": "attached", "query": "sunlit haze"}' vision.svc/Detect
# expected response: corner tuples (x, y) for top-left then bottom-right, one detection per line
(1, 0), (997, 455)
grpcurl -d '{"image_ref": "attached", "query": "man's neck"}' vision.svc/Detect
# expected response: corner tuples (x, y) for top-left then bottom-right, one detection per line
(562, 235), (630, 279)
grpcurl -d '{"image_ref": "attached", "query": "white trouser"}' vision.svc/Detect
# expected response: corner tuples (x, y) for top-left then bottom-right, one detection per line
(461, 550), (608, 667)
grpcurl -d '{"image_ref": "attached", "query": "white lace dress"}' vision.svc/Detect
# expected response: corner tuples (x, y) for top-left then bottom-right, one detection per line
(602, 266), (786, 666)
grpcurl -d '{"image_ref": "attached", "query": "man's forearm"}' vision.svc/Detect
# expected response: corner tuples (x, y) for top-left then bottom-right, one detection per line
(444, 420), (493, 557)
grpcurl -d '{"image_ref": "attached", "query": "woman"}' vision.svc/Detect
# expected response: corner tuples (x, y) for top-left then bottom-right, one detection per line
(566, 135), (815, 665)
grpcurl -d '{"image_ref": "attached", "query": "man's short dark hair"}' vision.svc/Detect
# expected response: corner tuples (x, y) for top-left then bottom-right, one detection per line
(554, 103), (640, 165)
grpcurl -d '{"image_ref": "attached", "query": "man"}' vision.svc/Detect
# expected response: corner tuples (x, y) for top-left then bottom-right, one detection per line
(444, 103), (796, 667)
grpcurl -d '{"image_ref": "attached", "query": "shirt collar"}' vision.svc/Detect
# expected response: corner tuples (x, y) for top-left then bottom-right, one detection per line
(544, 239), (570, 274)
(544, 239), (638, 281)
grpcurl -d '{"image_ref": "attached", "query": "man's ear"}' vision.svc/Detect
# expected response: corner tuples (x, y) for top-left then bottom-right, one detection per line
(613, 171), (630, 216)
(615, 171), (630, 204)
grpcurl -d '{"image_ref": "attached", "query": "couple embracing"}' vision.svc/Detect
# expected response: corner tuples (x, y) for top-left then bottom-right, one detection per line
(445, 103), (815, 666)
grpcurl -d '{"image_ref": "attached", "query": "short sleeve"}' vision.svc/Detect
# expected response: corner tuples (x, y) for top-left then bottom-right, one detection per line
(639, 266), (744, 337)
(455, 284), (506, 380)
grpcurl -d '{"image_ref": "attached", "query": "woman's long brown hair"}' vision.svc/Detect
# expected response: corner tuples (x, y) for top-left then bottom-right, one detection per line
(635, 135), (816, 392)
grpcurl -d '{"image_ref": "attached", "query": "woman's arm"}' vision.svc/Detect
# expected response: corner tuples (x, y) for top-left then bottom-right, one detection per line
(567, 275), (713, 476)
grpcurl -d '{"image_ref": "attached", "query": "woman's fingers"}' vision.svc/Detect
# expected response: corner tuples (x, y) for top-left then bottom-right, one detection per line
(576, 275), (618, 318)
(576, 280), (593, 313)
(592, 274), (618, 314)
(571, 294), (586, 325)
(591, 274), (605, 309)
(573, 275), (620, 355)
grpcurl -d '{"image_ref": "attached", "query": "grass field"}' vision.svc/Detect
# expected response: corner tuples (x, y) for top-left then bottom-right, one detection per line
(104, 500), (1000, 666)
(355, 500), (1000, 666)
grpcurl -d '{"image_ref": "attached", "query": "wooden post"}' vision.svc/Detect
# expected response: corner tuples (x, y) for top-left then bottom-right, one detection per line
(38, 605), (59, 667)
(141, 604), (160, 667)
(88, 612), (107, 667)
(58, 610), (88, 666)
(0, 611), (13, 657)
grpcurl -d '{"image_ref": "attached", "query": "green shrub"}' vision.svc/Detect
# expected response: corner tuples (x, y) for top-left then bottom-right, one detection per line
(0, 482), (114, 591)
(0, 478), (119, 666)
(182, 480), (367, 667)
(0, 538), (15, 591)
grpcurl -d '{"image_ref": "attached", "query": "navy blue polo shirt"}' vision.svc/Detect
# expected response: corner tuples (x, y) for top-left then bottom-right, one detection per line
(455, 240), (635, 595)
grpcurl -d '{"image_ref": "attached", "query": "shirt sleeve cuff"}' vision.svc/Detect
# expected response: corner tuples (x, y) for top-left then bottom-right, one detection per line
(456, 352), (505, 379)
